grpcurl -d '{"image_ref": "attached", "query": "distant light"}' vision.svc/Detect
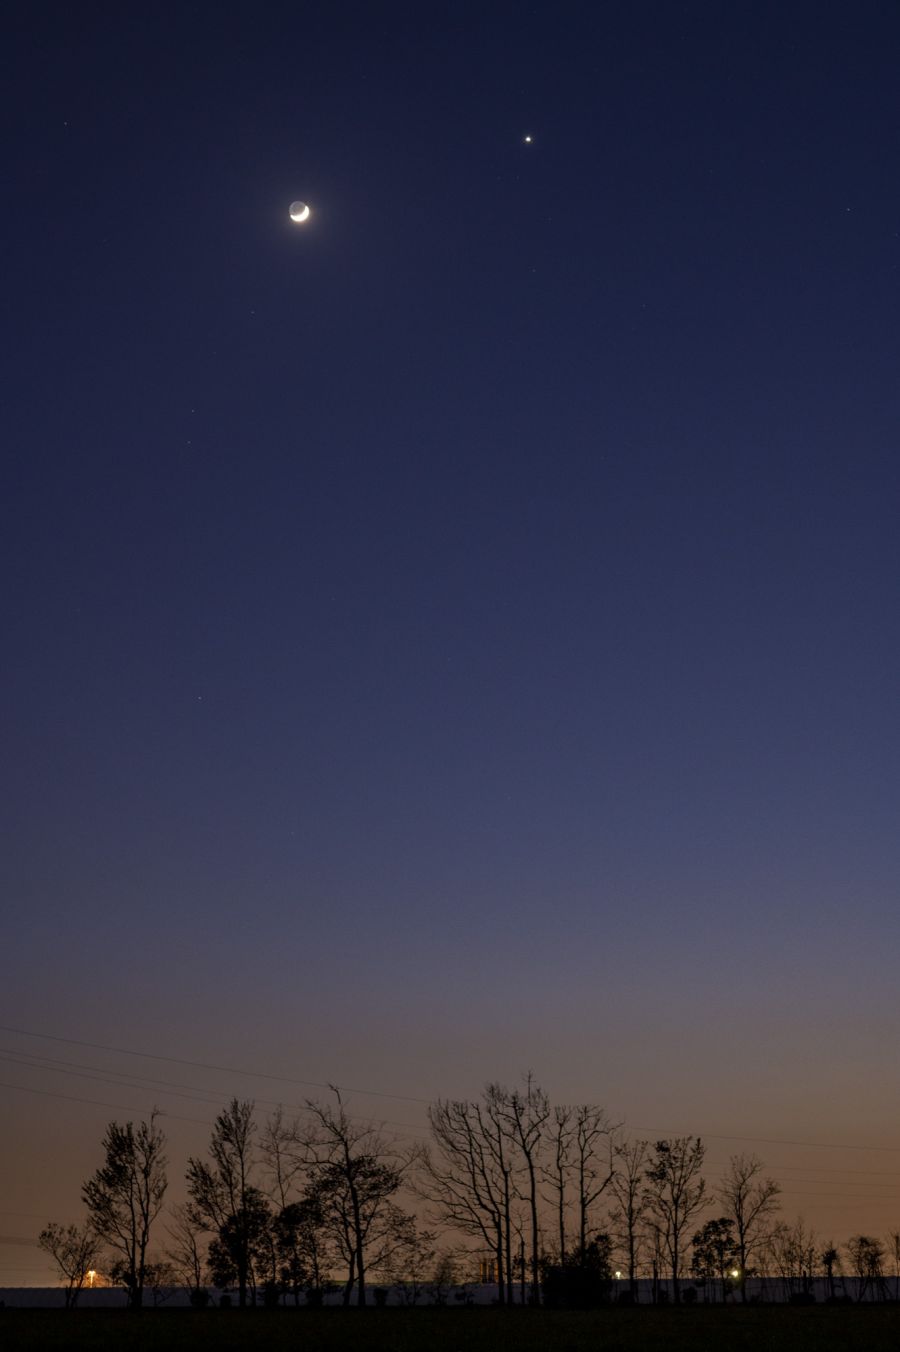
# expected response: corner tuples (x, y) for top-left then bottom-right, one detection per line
(523, 134), (533, 144)
(615, 1270), (622, 1279)
(730, 1269), (740, 1279)
(87, 1270), (96, 1288)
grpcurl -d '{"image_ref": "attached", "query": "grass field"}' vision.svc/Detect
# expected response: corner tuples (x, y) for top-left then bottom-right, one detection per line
(3, 1306), (900, 1352)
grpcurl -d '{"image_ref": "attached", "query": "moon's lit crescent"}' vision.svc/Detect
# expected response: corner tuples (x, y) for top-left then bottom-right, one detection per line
(289, 202), (310, 223)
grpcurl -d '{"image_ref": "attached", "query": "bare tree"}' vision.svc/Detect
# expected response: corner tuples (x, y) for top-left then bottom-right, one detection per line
(543, 1102), (616, 1267)
(609, 1137), (650, 1300)
(186, 1098), (258, 1307)
(82, 1112), (168, 1309)
(767, 1218), (816, 1299)
(573, 1104), (616, 1255)
(717, 1154), (780, 1299)
(418, 1096), (513, 1304)
(164, 1204), (208, 1302)
(376, 1215), (438, 1304)
(543, 1105), (575, 1263)
(260, 1106), (305, 1210)
(481, 1086), (517, 1302)
(427, 1247), (463, 1305)
(294, 1088), (404, 1307)
(494, 1075), (550, 1304)
(646, 1214), (666, 1303)
(304, 1162), (406, 1304)
(143, 1258), (178, 1306)
(38, 1222), (101, 1308)
(642, 1137), (707, 1303)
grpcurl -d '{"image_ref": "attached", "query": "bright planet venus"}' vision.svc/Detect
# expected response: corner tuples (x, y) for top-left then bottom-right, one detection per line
(289, 201), (310, 222)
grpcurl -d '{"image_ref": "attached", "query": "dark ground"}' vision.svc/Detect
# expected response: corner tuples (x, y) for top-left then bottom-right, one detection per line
(3, 1307), (900, 1352)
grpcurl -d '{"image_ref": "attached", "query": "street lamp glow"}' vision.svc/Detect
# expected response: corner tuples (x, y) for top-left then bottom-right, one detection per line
(87, 1270), (96, 1288)
(615, 1270), (622, 1279)
(730, 1269), (740, 1279)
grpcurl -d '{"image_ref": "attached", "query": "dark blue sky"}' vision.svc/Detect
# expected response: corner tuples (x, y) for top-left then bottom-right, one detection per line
(3, 1), (900, 1259)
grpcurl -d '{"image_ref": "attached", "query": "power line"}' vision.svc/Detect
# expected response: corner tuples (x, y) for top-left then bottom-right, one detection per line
(759, 1164), (900, 1178)
(0, 1051), (230, 1108)
(774, 1186), (900, 1199)
(0, 1025), (431, 1106)
(5, 1022), (899, 1158)
(708, 1173), (900, 1197)
(15, 1050), (888, 1183)
(0, 1079), (213, 1126)
(0, 1050), (432, 1139)
(626, 1125), (900, 1156)
(769, 1197), (900, 1210)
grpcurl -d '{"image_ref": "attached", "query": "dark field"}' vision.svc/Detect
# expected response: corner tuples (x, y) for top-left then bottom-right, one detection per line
(3, 1307), (900, 1352)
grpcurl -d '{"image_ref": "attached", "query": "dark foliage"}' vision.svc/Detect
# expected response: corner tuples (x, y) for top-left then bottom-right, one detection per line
(541, 1235), (613, 1309)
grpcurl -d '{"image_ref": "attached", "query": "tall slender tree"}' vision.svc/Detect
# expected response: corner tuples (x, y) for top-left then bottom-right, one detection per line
(164, 1204), (207, 1301)
(491, 1076), (545, 1297)
(573, 1104), (616, 1255)
(717, 1153), (780, 1299)
(418, 1096), (513, 1304)
(609, 1137), (650, 1300)
(494, 1075), (550, 1304)
(643, 1137), (707, 1303)
(260, 1106), (305, 1210)
(543, 1105), (575, 1263)
(186, 1098), (258, 1308)
(82, 1113), (168, 1309)
(766, 1218), (817, 1299)
(482, 1087), (516, 1302)
(541, 1103), (616, 1264)
(294, 1088), (403, 1307)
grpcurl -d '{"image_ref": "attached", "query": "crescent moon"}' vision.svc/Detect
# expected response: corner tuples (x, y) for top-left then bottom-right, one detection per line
(289, 202), (310, 223)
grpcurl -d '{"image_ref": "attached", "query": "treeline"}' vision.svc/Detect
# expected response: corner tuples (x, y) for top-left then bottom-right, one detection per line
(37, 1076), (900, 1309)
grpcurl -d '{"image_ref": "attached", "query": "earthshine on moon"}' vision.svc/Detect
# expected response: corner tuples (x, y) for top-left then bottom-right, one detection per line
(289, 201), (310, 223)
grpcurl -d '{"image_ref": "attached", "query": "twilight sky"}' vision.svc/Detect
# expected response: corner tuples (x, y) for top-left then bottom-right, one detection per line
(3, 0), (900, 1280)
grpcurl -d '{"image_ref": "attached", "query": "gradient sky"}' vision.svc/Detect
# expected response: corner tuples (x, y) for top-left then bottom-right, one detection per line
(3, 0), (900, 1281)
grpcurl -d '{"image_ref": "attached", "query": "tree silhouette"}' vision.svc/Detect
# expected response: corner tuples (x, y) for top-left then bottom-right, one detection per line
(717, 1154), (780, 1301)
(643, 1137), (707, 1304)
(418, 1094), (513, 1304)
(691, 1217), (738, 1301)
(186, 1099), (258, 1308)
(847, 1234), (886, 1302)
(38, 1222), (101, 1308)
(493, 1075), (550, 1304)
(82, 1113), (167, 1309)
(295, 1087), (404, 1307)
(609, 1137), (650, 1301)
